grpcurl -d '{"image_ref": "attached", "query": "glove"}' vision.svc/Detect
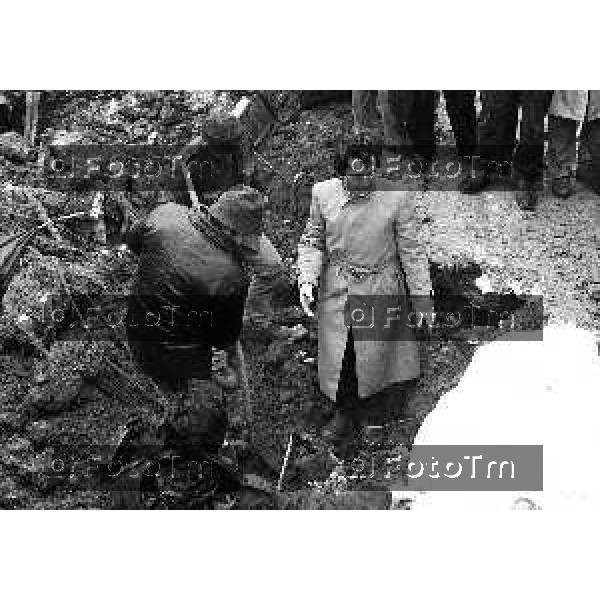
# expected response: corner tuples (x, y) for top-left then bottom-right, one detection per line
(299, 282), (315, 317)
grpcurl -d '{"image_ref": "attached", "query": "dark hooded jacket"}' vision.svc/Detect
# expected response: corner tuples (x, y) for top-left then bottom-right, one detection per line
(126, 202), (250, 384)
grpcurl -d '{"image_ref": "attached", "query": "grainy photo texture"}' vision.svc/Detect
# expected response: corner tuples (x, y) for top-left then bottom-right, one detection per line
(0, 90), (598, 509)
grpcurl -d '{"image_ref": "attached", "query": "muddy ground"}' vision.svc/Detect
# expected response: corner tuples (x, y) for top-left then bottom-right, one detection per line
(0, 91), (598, 509)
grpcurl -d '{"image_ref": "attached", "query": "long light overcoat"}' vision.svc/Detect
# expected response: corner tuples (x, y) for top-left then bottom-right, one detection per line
(297, 178), (432, 401)
(549, 91), (600, 121)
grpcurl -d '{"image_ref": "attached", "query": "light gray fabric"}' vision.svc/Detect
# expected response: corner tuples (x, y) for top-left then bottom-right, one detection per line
(549, 90), (600, 122)
(298, 178), (432, 400)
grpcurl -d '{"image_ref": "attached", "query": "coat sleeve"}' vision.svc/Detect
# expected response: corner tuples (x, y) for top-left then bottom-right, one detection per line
(243, 234), (290, 315)
(393, 192), (432, 298)
(297, 184), (326, 287)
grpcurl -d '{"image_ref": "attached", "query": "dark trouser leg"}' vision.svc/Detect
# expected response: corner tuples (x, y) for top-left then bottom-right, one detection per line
(352, 90), (379, 134)
(378, 91), (413, 150)
(477, 90), (520, 172)
(0, 103), (11, 134)
(322, 328), (361, 454)
(547, 115), (577, 179)
(513, 90), (553, 186)
(460, 91), (518, 192)
(585, 120), (600, 294)
(443, 90), (477, 158)
(580, 118), (600, 193)
(407, 90), (436, 165)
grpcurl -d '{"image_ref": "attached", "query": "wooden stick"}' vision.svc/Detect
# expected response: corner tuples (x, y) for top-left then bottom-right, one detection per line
(235, 340), (253, 422)
(24, 92), (41, 146)
(31, 92), (40, 146)
(277, 433), (294, 492)
(181, 162), (202, 211)
(35, 211), (89, 230)
(24, 93), (32, 144)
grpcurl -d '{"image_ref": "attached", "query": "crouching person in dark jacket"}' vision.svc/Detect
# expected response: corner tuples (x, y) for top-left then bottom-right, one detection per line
(125, 186), (280, 454)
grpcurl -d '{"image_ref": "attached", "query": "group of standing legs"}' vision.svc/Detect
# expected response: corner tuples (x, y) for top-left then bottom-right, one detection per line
(351, 90), (599, 210)
(352, 90), (476, 164)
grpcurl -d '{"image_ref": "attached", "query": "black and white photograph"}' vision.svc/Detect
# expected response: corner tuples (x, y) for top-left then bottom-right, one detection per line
(1, 88), (598, 512)
(1, 4), (598, 598)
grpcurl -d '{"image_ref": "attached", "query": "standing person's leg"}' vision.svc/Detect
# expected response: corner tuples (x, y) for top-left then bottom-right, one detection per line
(513, 90), (553, 209)
(581, 118), (600, 195)
(378, 91), (413, 149)
(408, 90), (436, 168)
(547, 115), (577, 198)
(577, 117), (594, 186)
(322, 328), (361, 455)
(378, 91), (414, 176)
(461, 90), (519, 192)
(0, 93), (11, 134)
(580, 118), (600, 300)
(443, 90), (477, 158)
(352, 91), (379, 136)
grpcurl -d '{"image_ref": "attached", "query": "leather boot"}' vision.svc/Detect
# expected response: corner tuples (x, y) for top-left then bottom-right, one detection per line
(551, 175), (575, 199)
(321, 399), (365, 460)
(459, 169), (491, 194)
(515, 179), (541, 211)
(321, 406), (355, 445)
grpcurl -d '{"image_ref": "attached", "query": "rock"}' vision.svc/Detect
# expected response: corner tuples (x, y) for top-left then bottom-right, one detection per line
(0, 411), (26, 432)
(25, 420), (53, 444)
(0, 436), (37, 475)
(287, 450), (338, 484)
(21, 340), (116, 417)
(282, 359), (301, 374)
(278, 389), (296, 403)
(0, 471), (31, 508)
(2, 254), (109, 340)
(264, 340), (292, 366)
(0, 132), (31, 163)
(47, 130), (85, 146)
(273, 324), (308, 341)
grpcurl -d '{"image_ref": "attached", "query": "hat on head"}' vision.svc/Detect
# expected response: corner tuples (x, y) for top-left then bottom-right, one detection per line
(203, 114), (244, 144)
(207, 186), (265, 251)
(180, 114), (244, 163)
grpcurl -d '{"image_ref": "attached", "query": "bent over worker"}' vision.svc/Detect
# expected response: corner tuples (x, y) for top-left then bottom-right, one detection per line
(125, 186), (286, 439)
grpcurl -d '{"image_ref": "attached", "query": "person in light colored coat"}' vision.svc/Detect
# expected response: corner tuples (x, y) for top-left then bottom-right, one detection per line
(297, 139), (433, 453)
(547, 90), (600, 198)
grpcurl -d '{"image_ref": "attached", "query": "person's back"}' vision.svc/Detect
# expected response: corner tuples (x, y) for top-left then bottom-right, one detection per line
(126, 202), (249, 385)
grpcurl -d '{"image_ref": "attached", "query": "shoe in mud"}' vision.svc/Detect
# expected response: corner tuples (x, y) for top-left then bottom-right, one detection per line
(321, 409), (354, 445)
(516, 187), (539, 211)
(552, 176), (575, 199)
(459, 170), (490, 194)
(321, 409), (364, 461)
